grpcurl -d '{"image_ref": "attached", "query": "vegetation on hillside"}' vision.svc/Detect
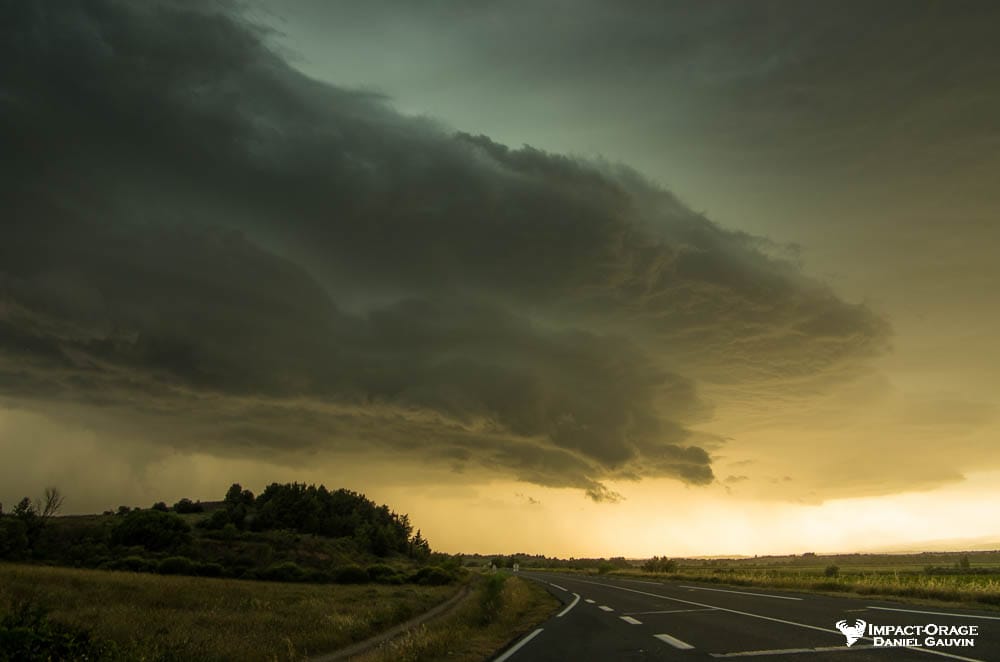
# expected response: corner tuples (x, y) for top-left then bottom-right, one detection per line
(0, 483), (453, 586)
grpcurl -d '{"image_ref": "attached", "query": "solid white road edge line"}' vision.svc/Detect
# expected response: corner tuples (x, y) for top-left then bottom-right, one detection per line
(620, 616), (643, 625)
(556, 593), (580, 618)
(711, 645), (877, 657)
(627, 608), (719, 616)
(569, 577), (985, 662)
(868, 606), (1000, 621)
(494, 628), (544, 662)
(680, 585), (803, 601)
(654, 633), (695, 649)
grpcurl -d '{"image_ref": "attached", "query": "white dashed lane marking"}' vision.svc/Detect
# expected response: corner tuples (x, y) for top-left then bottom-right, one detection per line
(654, 633), (695, 650)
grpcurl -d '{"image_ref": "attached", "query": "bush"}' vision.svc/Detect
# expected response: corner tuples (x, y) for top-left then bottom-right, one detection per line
(111, 555), (157, 573)
(172, 498), (204, 514)
(151, 502), (169, 512)
(158, 556), (195, 575)
(332, 564), (370, 584)
(410, 566), (454, 586)
(111, 510), (191, 551)
(260, 562), (307, 582)
(197, 509), (230, 531)
(0, 519), (29, 560)
(0, 601), (118, 661)
(824, 565), (840, 578)
(366, 564), (397, 581)
(478, 574), (506, 624)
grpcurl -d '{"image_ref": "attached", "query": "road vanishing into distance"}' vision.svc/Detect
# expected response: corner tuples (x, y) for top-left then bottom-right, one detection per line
(493, 572), (999, 661)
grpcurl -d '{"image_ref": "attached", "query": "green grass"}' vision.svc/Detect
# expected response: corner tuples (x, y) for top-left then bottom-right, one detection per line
(521, 550), (1000, 609)
(593, 565), (1000, 610)
(0, 562), (457, 661)
(354, 573), (560, 662)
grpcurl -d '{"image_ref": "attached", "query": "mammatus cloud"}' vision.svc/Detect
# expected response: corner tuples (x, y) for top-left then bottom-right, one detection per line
(0, 1), (888, 500)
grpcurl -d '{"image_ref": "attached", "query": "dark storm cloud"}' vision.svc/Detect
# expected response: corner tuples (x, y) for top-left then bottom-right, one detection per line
(296, 0), (1000, 164)
(0, 1), (887, 498)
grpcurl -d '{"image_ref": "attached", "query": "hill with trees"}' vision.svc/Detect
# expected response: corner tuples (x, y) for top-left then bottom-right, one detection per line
(0, 483), (456, 586)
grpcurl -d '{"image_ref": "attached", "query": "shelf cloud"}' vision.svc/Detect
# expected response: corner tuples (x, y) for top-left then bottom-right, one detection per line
(0, 1), (889, 501)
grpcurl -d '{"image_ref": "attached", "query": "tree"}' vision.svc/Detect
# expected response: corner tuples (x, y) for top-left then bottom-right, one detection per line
(13, 497), (36, 522)
(111, 510), (191, 551)
(37, 487), (65, 520)
(642, 556), (678, 573)
(151, 501), (169, 512)
(409, 530), (431, 561)
(173, 498), (204, 514)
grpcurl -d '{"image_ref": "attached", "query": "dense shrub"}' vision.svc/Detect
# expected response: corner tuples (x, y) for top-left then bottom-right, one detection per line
(0, 519), (30, 559)
(410, 566), (454, 586)
(643, 556), (678, 573)
(197, 509), (230, 531)
(332, 564), (370, 584)
(366, 564), (396, 581)
(366, 564), (404, 584)
(260, 562), (307, 582)
(824, 565), (840, 578)
(172, 498), (204, 514)
(478, 574), (506, 624)
(0, 601), (119, 661)
(111, 510), (191, 551)
(111, 555), (157, 573)
(158, 556), (195, 575)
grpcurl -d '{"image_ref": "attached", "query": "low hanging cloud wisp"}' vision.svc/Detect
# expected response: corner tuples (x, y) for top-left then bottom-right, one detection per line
(0, 0), (889, 501)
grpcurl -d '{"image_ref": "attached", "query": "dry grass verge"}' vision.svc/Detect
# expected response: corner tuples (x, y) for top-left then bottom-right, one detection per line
(353, 573), (559, 662)
(0, 562), (456, 661)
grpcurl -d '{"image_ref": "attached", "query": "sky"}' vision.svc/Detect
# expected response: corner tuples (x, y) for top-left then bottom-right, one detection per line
(1, 0), (998, 557)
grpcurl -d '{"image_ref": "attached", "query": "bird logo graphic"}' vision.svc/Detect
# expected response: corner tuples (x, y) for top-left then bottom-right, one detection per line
(835, 619), (867, 647)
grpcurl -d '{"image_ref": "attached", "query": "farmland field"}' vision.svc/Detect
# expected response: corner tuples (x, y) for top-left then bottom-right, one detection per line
(597, 551), (1000, 609)
(0, 562), (457, 661)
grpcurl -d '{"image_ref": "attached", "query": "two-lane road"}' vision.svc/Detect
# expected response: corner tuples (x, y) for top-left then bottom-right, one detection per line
(493, 572), (999, 661)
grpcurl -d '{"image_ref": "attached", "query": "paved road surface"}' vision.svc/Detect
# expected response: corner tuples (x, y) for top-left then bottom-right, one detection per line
(492, 572), (998, 661)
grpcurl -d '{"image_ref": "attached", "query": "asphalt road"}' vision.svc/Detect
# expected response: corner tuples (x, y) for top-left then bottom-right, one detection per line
(491, 572), (999, 661)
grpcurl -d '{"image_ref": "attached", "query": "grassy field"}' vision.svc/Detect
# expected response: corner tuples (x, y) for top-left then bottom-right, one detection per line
(0, 562), (457, 661)
(354, 573), (560, 662)
(571, 551), (1000, 609)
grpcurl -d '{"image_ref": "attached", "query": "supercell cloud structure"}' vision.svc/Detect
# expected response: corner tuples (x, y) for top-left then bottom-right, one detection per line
(0, 1), (889, 500)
